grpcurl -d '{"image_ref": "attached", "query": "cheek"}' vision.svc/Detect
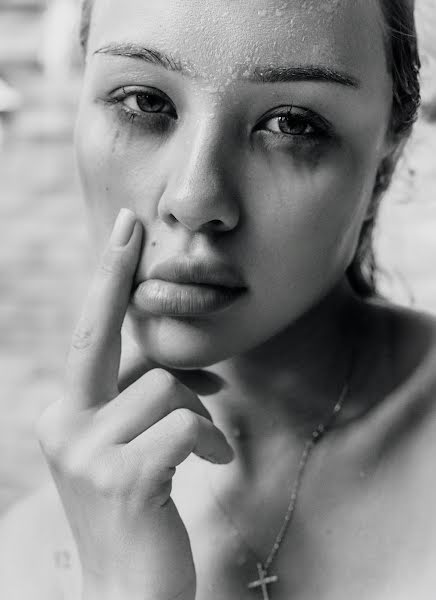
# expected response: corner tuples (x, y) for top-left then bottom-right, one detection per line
(244, 144), (375, 291)
(75, 105), (162, 246)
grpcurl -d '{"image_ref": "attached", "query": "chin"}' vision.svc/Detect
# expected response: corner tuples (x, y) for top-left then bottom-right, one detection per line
(125, 312), (239, 370)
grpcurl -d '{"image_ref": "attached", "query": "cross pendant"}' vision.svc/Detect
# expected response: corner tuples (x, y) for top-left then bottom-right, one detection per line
(247, 562), (279, 600)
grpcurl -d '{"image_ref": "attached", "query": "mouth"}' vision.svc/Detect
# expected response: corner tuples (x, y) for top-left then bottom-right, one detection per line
(131, 256), (248, 317)
(131, 280), (247, 317)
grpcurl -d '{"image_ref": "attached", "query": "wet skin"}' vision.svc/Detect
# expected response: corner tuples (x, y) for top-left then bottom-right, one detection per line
(75, 0), (392, 371)
(12, 1), (436, 599)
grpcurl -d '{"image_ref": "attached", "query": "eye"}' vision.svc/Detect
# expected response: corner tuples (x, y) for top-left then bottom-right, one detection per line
(122, 90), (174, 115)
(259, 106), (331, 138)
(108, 86), (176, 120)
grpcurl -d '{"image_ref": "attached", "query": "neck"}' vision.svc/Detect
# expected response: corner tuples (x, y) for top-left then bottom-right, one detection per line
(201, 278), (374, 456)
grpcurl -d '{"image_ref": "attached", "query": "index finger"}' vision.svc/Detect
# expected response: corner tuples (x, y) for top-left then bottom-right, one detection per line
(66, 208), (143, 410)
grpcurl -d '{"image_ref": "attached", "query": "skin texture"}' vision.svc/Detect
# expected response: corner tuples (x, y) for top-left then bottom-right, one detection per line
(75, 0), (393, 375)
(2, 3), (436, 600)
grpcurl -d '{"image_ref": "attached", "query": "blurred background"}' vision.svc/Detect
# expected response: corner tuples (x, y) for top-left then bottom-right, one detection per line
(0, 0), (435, 516)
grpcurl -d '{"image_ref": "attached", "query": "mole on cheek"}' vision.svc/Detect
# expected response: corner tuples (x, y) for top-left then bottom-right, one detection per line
(151, 241), (157, 247)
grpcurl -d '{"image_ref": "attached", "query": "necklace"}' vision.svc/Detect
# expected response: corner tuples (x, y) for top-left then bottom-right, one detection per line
(205, 346), (356, 600)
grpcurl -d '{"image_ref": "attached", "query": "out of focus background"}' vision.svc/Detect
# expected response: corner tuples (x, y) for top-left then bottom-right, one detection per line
(0, 0), (436, 516)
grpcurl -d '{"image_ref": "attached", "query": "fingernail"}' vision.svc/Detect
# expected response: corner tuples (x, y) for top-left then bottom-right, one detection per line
(223, 442), (235, 463)
(199, 454), (219, 464)
(198, 452), (233, 465)
(212, 444), (235, 465)
(110, 209), (136, 247)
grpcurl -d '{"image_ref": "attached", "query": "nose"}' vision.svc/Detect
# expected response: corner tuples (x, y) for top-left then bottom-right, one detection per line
(157, 120), (241, 233)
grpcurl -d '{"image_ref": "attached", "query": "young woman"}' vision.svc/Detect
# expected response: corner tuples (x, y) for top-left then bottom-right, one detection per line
(1, 1), (436, 598)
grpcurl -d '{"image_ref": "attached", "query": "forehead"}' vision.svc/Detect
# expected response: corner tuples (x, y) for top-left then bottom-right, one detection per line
(89, 0), (387, 86)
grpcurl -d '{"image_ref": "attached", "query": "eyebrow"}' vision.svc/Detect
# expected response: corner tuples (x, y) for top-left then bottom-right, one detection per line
(94, 43), (361, 88)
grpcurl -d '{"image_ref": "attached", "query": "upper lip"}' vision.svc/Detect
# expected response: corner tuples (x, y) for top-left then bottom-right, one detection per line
(147, 257), (247, 289)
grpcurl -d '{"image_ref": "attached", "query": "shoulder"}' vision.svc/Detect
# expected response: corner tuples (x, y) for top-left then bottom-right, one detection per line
(0, 481), (81, 600)
(369, 298), (436, 394)
(363, 299), (436, 450)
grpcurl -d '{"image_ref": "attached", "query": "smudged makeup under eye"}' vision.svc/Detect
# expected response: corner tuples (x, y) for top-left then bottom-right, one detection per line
(260, 106), (332, 136)
(102, 85), (335, 150)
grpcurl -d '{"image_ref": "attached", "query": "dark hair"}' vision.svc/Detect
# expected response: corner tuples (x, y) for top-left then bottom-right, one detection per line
(345, 0), (421, 298)
(79, 0), (421, 299)
(80, 0), (93, 52)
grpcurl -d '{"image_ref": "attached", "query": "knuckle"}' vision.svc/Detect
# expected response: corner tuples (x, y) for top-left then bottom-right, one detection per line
(70, 323), (95, 351)
(91, 464), (119, 497)
(151, 368), (180, 393)
(172, 408), (199, 438)
(36, 427), (64, 460)
(34, 407), (54, 444)
(90, 453), (133, 498)
(61, 447), (92, 479)
(35, 403), (67, 458)
(100, 247), (129, 277)
(55, 448), (119, 496)
(142, 478), (173, 508)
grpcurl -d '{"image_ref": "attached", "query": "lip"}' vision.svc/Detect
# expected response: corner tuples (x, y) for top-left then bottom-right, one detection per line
(147, 256), (247, 289)
(131, 257), (247, 316)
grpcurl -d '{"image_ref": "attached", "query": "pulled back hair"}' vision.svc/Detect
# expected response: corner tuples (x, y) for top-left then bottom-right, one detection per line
(346, 0), (421, 298)
(79, 0), (421, 299)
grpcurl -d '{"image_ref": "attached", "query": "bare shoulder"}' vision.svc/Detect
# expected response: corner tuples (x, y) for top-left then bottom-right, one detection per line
(0, 480), (81, 600)
(385, 305), (436, 386)
(370, 298), (436, 388)
(366, 298), (436, 440)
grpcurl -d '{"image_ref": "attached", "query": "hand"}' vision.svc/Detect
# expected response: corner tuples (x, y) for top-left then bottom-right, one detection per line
(35, 209), (234, 600)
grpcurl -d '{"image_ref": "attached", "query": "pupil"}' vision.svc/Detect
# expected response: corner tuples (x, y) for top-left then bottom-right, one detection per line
(279, 115), (308, 135)
(136, 94), (164, 113)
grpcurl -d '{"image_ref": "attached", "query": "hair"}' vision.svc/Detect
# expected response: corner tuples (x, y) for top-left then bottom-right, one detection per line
(79, 0), (421, 299)
(346, 0), (421, 298)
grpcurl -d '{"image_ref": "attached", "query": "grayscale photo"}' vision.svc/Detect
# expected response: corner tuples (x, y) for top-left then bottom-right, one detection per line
(0, 0), (436, 598)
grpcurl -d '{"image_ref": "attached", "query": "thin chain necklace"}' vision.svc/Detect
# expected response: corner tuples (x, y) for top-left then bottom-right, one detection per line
(205, 346), (356, 600)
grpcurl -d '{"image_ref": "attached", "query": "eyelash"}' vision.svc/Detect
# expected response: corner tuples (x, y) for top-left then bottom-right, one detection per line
(106, 87), (332, 140)
(106, 87), (175, 130)
(259, 109), (331, 139)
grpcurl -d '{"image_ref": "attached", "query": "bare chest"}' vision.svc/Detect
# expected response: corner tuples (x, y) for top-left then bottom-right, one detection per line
(54, 441), (436, 600)
(53, 492), (436, 600)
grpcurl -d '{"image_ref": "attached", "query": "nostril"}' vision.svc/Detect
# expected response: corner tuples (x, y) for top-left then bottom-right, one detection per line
(207, 219), (228, 232)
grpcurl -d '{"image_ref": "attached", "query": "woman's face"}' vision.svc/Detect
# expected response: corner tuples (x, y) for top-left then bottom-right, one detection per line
(75, 0), (392, 368)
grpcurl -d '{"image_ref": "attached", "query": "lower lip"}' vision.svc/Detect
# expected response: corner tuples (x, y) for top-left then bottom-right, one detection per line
(131, 279), (247, 316)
